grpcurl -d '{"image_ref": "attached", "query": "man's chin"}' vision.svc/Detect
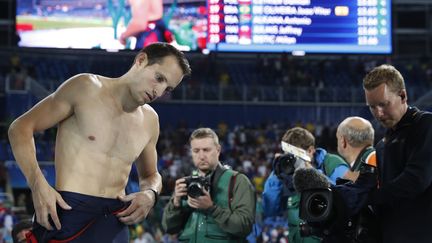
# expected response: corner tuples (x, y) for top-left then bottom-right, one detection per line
(136, 99), (146, 106)
(199, 164), (212, 172)
(380, 120), (394, 128)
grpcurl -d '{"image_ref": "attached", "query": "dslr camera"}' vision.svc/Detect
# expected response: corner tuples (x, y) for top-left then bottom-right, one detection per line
(184, 175), (211, 198)
(274, 142), (311, 177)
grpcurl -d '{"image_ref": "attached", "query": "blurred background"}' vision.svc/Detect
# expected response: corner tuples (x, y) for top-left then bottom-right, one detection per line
(0, 0), (432, 242)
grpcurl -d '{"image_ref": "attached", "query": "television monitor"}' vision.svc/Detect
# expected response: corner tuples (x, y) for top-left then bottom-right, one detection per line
(16, 0), (392, 54)
(16, 0), (207, 51)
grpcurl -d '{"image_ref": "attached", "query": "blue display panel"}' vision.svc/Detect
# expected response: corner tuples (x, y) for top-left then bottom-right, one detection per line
(206, 0), (392, 53)
(15, 0), (391, 54)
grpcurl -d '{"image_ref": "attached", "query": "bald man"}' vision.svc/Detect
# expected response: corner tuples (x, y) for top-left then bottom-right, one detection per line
(336, 116), (376, 182)
(324, 116), (380, 243)
(293, 118), (380, 242)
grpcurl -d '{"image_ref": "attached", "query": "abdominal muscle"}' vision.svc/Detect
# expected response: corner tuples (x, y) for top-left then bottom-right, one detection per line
(54, 149), (133, 198)
(53, 125), (136, 199)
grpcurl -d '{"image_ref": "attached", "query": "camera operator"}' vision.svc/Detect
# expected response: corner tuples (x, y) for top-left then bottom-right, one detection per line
(336, 117), (375, 180)
(262, 127), (351, 243)
(295, 64), (432, 243)
(162, 128), (256, 242)
(293, 117), (379, 242)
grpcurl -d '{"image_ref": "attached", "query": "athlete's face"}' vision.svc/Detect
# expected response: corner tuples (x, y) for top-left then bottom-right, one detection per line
(130, 54), (183, 106)
(190, 137), (221, 174)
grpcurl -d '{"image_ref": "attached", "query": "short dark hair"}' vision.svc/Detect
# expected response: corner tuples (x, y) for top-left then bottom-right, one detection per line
(137, 42), (191, 76)
(282, 127), (315, 150)
(12, 220), (33, 243)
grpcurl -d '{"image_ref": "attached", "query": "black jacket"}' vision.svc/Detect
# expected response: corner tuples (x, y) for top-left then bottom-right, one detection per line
(372, 107), (432, 243)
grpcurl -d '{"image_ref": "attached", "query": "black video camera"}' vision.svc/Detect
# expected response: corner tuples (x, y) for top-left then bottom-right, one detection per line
(298, 187), (378, 242)
(299, 188), (335, 238)
(184, 175), (211, 198)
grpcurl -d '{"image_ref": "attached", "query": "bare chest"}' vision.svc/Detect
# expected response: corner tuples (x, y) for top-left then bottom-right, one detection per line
(63, 102), (150, 162)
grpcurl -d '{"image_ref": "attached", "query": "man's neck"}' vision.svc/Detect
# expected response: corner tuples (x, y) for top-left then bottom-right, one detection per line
(108, 79), (139, 113)
(198, 163), (220, 176)
(345, 147), (360, 165)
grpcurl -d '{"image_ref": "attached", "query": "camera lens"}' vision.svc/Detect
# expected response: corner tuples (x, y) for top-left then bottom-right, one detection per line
(188, 182), (203, 198)
(280, 154), (296, 175)
(308, 194), (328, 217)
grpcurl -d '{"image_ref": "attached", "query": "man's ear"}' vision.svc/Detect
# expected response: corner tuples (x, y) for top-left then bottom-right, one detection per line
(216, 144), (221, 154)
(306, 146), (315, 158)
(135, 52), (147, 66)
(399, 89), (407, 103)
(342, 136), (348, 149)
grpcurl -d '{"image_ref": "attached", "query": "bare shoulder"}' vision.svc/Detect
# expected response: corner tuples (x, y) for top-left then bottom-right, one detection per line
(140, 104), (159, 123)
(60, 73), (101, 90)
(140, 105), (160, 141)
(54, 73), (102, 101)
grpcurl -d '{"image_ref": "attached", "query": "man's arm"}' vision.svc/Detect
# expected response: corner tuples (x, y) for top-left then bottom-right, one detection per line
(162, 197), (192, 234)
(117, 107), (162, 225)
(329, 165), (349, 184)
(162, 176), (192, 234)
(120, 0), (163, 44)
(210, 174), (256, 237)
(7, 76), (88, 230)
(136, 108), (162, 194)
(262, 171), (285, 217)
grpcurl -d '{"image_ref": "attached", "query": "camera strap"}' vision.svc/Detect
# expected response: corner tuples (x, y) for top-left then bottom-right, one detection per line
(352, 146), (376, 172)
(228, 171), (239, 210)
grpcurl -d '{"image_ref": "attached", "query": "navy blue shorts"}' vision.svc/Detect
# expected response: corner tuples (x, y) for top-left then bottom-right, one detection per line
(27, 191), (129, 243)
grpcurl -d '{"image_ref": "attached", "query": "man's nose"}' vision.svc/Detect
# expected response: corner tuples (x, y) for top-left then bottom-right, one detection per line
(375, 107), (385, 118)
(155, 83), (168, 97)
(197, 151), (207, 159)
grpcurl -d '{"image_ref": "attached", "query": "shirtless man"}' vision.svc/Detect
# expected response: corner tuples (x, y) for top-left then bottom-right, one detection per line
(8, 42), (191, 242)
(120, 0), (173, 49)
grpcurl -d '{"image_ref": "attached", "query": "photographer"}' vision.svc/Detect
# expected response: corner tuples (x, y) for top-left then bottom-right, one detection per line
(162, 128), (256, 242)
(294, 117), (380, 243)
(262, 127), (350, 243)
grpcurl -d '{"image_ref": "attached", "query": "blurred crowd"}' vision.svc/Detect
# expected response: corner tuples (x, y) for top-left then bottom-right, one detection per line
(0, 53), (431, 242)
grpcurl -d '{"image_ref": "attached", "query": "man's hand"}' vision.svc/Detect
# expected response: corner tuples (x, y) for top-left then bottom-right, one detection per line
(187, 189), (213, 210)
(117, 190), (155, 225)
(31, 178), (71, 230)
(344, 170), (360, 182)
(173, 178), (187, 207)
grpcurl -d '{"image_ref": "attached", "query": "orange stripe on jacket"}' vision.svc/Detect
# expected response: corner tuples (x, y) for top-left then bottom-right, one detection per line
(365, 151), (377, 167)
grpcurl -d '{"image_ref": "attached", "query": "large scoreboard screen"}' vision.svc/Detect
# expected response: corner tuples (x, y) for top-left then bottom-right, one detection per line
(206, 0), (392, 53)
(16, 0), (391, 54)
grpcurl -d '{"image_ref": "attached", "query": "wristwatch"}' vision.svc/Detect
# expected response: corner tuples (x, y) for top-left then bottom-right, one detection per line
(145, 188), (159, 207)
